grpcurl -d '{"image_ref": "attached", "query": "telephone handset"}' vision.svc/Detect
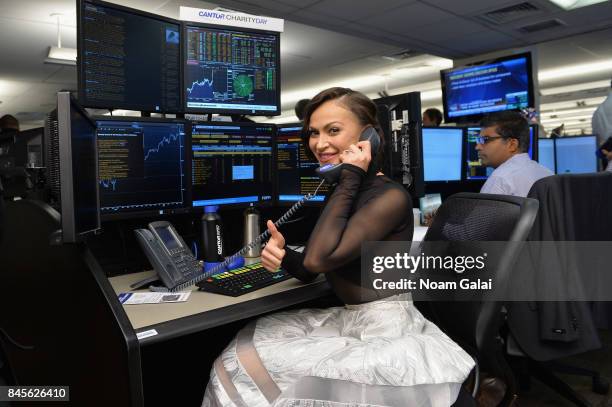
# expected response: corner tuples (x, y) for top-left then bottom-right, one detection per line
(132, 221), (201, 291)
(315, 127), (381, 184)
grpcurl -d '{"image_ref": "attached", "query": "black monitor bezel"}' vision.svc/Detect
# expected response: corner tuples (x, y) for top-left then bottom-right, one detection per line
(93, 115), (192, 221)
(181, 21), (281, 116)
(77, 0), (184, 114)
(440, 52), (535, 124)
(57, 92), (101, 242)
(274, 122), (328, 207)
(421, 126), (465, 184)
(190, 120), (277, 211)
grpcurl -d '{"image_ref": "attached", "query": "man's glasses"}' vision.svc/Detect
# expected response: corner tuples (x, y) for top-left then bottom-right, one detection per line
(475, 135), (506, 144)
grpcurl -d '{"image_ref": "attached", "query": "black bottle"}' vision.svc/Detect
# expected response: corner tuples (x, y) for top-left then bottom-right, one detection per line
(201, 205), (224, 263)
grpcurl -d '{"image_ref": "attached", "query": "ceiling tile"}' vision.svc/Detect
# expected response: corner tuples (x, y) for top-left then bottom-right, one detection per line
(361, 2), (456, 34)
(304, 0), (410, 22)
(287, 8), (353, 27)
(212, 0), (299, 15)
(411, 17), (489, 42)
(274, 0), (322, 7)
(443, 30), (522, 55)
(420, 0), (526, 16)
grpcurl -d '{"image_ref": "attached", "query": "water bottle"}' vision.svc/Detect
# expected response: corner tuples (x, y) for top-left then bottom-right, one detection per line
(243, 204), (261, 258)
(201, 206), (224, 263)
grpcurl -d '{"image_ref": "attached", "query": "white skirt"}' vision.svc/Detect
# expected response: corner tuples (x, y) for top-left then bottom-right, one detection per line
(202, 294), (475, 407)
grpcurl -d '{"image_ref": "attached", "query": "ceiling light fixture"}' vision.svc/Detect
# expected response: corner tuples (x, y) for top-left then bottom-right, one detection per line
(540, 79), (611, 95)
(45, 13), (76, 66)
(547, 0), (608, 10)
(539, 58), (612, 82)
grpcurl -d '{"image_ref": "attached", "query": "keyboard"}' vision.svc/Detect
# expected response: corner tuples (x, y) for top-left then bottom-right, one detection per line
(196, 262), (292, 297)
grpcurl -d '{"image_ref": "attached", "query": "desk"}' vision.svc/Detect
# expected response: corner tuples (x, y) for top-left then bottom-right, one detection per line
(109, 271), (331, 345)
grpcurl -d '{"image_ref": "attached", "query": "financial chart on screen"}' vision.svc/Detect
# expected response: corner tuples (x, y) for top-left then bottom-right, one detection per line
(184, 25), (279, 115)
(96, 119), (187, 215)
(276, 125), (329, 203)
(191, 122), (274, 207)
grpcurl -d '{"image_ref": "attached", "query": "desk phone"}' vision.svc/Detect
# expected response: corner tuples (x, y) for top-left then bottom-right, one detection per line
(133, 221), (201, 291)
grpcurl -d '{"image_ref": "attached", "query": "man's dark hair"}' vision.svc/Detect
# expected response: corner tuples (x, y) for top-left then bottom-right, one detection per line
(0, 115), (19, 131)
(294, 99), (310, 121)
(301, 87), (385, 170)
(480, 111), (529, 153)
(423, 108), (443, 126)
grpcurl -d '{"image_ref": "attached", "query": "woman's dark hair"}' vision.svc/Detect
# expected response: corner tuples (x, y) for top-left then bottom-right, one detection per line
(301, 87), (385, 170)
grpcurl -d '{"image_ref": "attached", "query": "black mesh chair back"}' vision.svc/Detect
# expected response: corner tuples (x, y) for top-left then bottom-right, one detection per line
(0, 183), (4, 247)
(416, 192), (538, 373)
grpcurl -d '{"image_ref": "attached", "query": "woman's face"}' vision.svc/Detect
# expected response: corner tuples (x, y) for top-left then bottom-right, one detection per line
(307, 100), (364, 165)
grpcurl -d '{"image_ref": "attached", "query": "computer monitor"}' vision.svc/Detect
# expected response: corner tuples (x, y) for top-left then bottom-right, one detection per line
(77, 0), (182, 113)
(191, 122), (274, 207)
(57, 92), (101, 242)
(465, 125), (536, 180)
(465, 127), (493, 180)
(183, 23), (280, 115)
(275, 124), (329, 204)
(555, 135), (598, 174)
(440, 52), (534, 123)
(422, 127), (463, 182)
(537, 138), (555, 173)
(95, 117), (190, 219)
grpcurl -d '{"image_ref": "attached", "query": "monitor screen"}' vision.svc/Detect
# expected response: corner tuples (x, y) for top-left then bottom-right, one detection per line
(422, 127), (463, 182)
(555, 136), (598, 174)
(191, 122), (274, 207)
(465, 127), (493, 180)
(276, 125), (329, 204)
(183, 24), (280, 115)
(465, 126), (535, 180)
(95, 118), (189, 218)
(57, 92), (100, 242)
(537, 138), (555, 173)
(440, 53), (534, 122)
(78, 0), (181, 113)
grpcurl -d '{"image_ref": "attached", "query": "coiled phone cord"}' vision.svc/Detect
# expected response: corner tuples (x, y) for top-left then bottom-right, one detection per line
(151, 179), (327, 293)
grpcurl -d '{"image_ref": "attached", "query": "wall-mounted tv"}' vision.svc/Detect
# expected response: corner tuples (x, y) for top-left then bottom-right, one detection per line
(440, 52), (535, 123)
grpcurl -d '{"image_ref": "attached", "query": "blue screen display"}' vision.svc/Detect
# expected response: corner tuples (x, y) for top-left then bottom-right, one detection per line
(555, 136), (597, 174)
(537, 138), (555, 173)
(443, 55), (531, 119)
(422, 127), (463, 182)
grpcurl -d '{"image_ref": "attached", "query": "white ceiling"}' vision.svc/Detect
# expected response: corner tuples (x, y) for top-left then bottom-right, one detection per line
(0, 0), (611, 135)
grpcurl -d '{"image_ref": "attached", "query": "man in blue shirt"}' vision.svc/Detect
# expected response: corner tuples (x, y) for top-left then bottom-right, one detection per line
(477, 111), (553, 197)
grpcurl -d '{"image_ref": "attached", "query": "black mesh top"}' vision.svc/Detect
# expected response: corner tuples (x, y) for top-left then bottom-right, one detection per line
(281, 165), (414, 304)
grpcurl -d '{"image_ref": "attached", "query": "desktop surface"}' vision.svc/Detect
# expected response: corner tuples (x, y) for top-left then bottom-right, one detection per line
(109, 268), (328, 341)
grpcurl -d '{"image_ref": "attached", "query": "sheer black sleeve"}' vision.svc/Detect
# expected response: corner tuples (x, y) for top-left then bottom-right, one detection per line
(303, 165), (411, 273)
(281, 248), (317, 283)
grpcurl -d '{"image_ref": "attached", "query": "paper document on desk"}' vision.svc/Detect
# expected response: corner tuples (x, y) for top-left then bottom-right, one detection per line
(118, 292), (191, 305)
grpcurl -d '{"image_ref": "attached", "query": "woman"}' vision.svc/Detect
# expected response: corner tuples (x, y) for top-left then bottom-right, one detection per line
(202, 88), (474, 407)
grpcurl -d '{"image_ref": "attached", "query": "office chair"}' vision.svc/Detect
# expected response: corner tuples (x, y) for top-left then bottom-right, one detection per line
(506, 173), (612, 407)
(414, 192), (539, 407)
